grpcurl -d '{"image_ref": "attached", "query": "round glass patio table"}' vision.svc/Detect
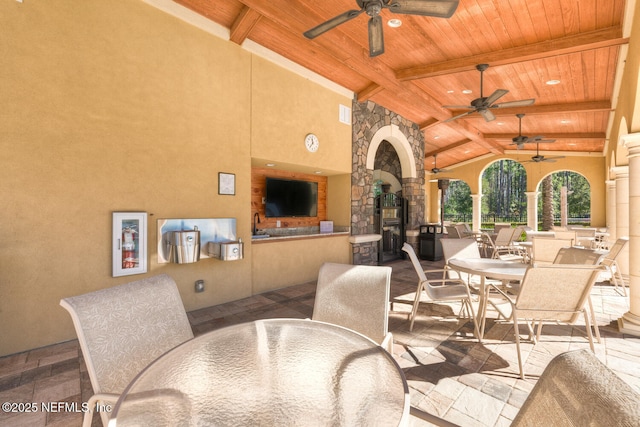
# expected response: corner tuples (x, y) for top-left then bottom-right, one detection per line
(447, 258), (528, 340)
(110, 318), (409, 426)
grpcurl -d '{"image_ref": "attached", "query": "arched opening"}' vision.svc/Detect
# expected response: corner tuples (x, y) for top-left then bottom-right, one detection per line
(536, 170), (591, 230)
(479, 159), (527, 227)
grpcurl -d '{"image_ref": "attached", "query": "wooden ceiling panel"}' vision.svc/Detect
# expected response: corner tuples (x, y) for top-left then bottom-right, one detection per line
(169, 0), (627, 169)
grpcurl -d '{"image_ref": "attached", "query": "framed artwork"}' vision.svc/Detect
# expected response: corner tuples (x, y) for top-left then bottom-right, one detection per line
(113, 212), (147, 277)
(218, 172), (235, 195)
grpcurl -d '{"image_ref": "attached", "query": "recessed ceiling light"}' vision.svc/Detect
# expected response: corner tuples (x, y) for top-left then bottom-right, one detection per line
(447, 90), (454, 94)
(265, 163), (276, 167)
(546, 79), (561, 85)
(314, 171), (323, 174)
(497, 122), (504, 126)
(462, 89), (473, 94)
(561, 119), (571, 124)
(387, 19), (402, 28)
(434, 135), (440, 140)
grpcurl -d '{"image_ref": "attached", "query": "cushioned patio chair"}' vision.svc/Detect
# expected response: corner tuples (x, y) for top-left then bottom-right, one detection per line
(312, 262), (393, 353)
(402, 243), (479, 336)
(488, 264), (603, 379)
(60, 274), (194, 427)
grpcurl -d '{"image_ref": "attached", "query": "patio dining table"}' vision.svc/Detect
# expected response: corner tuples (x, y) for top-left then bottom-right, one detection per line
(447, 258), (528, 340)
(109, 318), (410, 426)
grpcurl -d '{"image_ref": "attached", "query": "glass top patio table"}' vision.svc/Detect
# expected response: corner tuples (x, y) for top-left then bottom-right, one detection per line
(109, 318), (410, 426)
(447, 258), (528, 340)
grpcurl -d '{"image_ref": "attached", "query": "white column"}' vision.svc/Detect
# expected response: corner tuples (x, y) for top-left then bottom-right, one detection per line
(561, 187), (568, 227)
(471, 194), (482, 231)
(618, 133), (640, 336)
(606, 180), (617, 241)
(612, 166), (630, 277)
(525, 192), (539, 230)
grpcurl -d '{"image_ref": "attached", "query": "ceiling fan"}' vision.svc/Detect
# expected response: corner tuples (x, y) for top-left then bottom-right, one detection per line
(523, 140), (565, 163)
(303, 0), (459, 57)
(444, 64), (535, 122)
(430, 154), (448, 174)
(509, 113), (556, 150)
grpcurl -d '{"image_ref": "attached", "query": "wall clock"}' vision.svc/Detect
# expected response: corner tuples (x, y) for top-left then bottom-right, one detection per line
(305, 133), (319, 152)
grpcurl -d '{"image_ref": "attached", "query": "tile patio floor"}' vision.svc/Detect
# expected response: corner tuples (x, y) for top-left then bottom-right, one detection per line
(1, 256), (638, 426)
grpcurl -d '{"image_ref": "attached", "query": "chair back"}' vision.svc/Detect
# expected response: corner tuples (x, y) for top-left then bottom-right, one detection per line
(440, 238), (481, 261)
(554, 230), (576, 240)
(531, 237), (573, 265)
(512, 349), (640, 426)
(312, 262), (391, 347)
(515, 265), (602, 323)
(60, 274), (194, 396)
(445, 225), (462, 238)
(574, 228), (596, 247)
(553, 247), (603, 265)
(602, 237), (629, 263)
(493, 227), (515, 246)
(402, 242), (428, 283)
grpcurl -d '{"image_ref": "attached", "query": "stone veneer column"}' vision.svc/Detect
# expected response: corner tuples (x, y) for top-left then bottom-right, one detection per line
(525, 192), (539, 230)
(351, 101), (425, 265)
(618, 134), (640, 336)
(471, 194), (482, 231)
(606, 180), (617, 241)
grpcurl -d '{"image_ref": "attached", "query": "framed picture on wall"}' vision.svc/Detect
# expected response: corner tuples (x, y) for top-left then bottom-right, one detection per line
(112, 212), (147, 277)
(218, 172), (235, 195)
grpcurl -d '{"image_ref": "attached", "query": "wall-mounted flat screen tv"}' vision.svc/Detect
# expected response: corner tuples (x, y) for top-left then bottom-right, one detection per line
(265, 177), (318, 218)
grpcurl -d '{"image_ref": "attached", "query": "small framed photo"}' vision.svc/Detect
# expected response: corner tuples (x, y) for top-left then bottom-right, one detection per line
(218, 172), (235, 195)
(113, 212), (147, 277)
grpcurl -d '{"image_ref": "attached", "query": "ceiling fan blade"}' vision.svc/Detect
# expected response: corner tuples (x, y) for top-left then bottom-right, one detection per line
(493, 98), (536, 109)
(368, 15), (385, 57)
(444, 109), (475, 122)
(385, 0), (459, 18)
(484, 89), (509, 106)
(543, 155), (565, 161)
(303, 9), (363, 39)
(530, 136), (556, 143)
(442, 104), (474, 109)
(479, 108), (496, 122)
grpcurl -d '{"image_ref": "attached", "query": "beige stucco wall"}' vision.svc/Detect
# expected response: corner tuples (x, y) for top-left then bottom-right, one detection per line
(0, 0), (351, 356)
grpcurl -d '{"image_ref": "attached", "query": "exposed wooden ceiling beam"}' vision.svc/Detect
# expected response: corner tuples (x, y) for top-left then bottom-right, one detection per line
(396, 26), (627, 82)
(472, 101), (613, 118)
(484, 132), (606, 141)
(425, 140), (473, 158)
(230, 7), (263, 45)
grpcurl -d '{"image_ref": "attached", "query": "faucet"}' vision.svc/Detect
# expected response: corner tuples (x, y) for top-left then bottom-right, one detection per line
(253, 212), (260, 235)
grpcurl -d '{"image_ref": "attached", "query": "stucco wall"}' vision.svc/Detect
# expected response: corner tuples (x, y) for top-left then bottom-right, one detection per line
(0, 0), (351, 355)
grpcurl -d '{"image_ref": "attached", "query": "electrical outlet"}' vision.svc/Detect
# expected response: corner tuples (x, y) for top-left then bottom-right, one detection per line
(276, 220), (281, 227)
(195, 280), (205, 293)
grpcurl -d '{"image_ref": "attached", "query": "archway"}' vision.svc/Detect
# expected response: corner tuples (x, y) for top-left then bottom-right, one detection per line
(535, 170), (591, 230)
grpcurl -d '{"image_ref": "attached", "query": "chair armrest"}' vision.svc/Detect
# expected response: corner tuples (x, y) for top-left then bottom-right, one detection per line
(83, 393), (120, 427)
(486, 283), (514, 302)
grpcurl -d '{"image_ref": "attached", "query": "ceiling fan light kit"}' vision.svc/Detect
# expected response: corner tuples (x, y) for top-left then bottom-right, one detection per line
(303, 0), (459, 57)
(443, 64), (535, 122)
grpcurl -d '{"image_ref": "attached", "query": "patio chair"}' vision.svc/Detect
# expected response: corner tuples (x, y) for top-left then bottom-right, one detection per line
(481, 230), (526, 262)
(312, 262), (393, 353)
(530, 236), (574, 265)
(553, 247), (605, 343)
(574, 228), (597, 248)
(410, 349), (640, 427)
(60, 274), (194, 427)
(445, 225), (463, 238)
(600, 237), (629, 296)
(488, 264), (603, 379)
(401, 243), (479, 336)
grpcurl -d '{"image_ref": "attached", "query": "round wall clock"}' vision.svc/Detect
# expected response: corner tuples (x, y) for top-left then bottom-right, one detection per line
(305, 133), (319, 152)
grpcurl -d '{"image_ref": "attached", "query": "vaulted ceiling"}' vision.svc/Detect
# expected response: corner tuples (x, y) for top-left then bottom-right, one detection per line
(173, 0), (629, 172)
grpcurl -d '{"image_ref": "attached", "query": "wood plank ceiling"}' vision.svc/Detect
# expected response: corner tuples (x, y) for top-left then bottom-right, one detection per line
(174, 0), (628, 171)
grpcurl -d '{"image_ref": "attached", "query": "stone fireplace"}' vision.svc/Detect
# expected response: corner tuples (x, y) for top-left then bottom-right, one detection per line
(351, 101), (425, 265)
